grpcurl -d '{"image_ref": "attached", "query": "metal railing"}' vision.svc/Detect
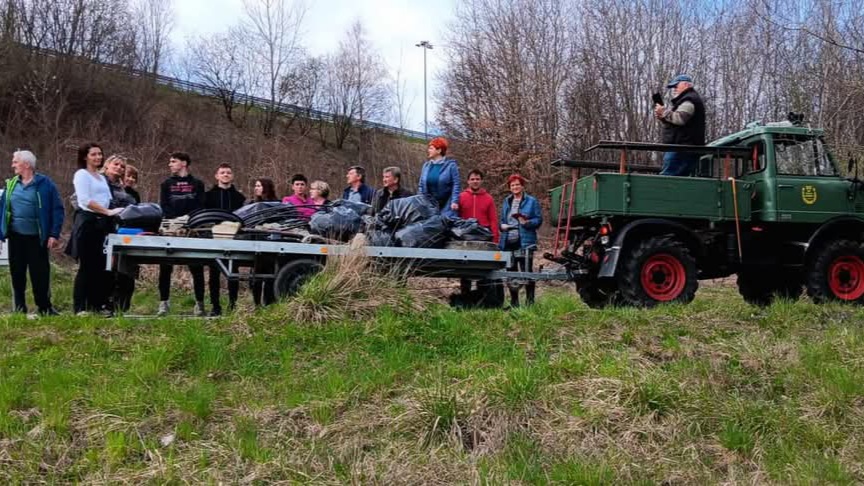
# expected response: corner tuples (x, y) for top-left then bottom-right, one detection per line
(17, 43), (430, 141)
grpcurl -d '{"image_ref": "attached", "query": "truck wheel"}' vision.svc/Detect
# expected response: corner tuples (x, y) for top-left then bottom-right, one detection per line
(617, 236), (698, 307)
(578, 281), (619, 309)
(274, 259), (324, 300)
(737, 269), (803, 306)
(806, 240), (864, 304)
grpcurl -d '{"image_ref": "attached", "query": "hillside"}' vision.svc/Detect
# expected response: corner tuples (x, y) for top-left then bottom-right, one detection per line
(1, 266), (862, 483)
(0, 44), (426, 203)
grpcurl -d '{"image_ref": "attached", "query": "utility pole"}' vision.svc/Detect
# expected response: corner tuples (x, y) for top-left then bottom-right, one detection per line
(415, 40), (433, 139)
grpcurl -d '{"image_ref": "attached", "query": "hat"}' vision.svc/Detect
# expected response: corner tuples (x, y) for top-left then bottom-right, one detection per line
(666, 74), (693, 88)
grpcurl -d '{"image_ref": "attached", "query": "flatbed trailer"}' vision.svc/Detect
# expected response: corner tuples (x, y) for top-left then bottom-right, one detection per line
(104, 234), (574, 303)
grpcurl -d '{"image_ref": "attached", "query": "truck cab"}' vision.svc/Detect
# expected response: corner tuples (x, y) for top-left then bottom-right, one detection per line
(551, 120), (864, 308)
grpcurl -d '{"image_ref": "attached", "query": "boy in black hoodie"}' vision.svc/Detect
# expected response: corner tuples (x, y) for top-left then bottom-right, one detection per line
(158, 152), (207, 316)
(204, 163), (245, 315)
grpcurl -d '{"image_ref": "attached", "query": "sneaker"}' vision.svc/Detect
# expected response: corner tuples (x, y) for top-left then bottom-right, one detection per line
(76, 311), (91, 317)
(157, 301), (170, 317)
(209, 307), (222, 317)
(100, 308), (114, 318)
(193, 301), (206, 317)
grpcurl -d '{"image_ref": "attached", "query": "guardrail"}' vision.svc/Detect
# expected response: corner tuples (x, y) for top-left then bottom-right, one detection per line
(17, 43), (430, 141)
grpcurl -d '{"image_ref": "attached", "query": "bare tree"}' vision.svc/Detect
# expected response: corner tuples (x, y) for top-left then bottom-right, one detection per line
(239, 0), (307, 136)
(281, 55), (325, 136)
(132, 0), (174, 74)
(319, 20), (391, 151)
(183, 29), (253, 124)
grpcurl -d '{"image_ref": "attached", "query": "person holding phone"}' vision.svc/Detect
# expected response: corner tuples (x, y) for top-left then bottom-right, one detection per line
(499, 174), (543, 307)
(653, 74), (706, 176)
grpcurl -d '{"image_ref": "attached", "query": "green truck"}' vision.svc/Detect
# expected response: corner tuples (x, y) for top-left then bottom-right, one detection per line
(549, 118), (864, 308)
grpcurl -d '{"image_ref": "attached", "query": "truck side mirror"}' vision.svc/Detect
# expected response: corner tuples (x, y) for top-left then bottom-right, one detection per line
(848, 155), (859, 179)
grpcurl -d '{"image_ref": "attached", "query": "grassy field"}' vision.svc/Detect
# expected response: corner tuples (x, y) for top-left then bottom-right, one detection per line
(1, 263), (863, 484)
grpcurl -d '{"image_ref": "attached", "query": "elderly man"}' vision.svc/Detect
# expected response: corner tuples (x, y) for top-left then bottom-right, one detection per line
(654, 74), (706, 176)
(372, 166), (412, 213)
(0, 150), (64, 315)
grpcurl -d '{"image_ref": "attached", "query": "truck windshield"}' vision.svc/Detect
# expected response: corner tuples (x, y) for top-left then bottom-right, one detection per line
(774, 137), (837, 176)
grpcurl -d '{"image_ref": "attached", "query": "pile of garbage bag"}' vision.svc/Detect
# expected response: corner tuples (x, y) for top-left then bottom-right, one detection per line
(310, 205), (362, 242)
(367, 195), (494, 248)
(117, 203), (163, 232)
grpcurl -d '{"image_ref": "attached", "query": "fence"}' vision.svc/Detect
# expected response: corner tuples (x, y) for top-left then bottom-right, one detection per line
(19, 43), (430, 141)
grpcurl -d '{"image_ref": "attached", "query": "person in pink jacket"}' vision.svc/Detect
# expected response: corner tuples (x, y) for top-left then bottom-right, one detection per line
(282, 174), (316, 219)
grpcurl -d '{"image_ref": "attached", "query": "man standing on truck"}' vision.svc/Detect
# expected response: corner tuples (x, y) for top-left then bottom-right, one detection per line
(158, 152), (207, 317)
(654, 74), (706, 176)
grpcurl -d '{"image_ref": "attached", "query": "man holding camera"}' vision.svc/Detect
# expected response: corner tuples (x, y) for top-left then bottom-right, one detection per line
(654, 74), (706, 176)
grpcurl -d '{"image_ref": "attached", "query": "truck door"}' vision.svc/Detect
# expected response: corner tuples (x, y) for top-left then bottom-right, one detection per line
(772, 136), (851, 223)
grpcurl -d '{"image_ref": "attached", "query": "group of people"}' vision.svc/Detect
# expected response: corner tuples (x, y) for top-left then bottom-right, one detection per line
(0, 134), (544, 316)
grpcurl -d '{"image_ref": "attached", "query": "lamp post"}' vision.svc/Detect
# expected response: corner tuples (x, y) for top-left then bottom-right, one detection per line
(415, 40), (433, 139)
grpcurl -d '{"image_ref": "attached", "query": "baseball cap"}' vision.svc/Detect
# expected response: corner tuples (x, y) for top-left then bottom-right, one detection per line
(666, 74), (693, 88)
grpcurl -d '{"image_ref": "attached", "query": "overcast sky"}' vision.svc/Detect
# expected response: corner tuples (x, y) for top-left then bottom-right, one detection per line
(172, 0), (456, 132)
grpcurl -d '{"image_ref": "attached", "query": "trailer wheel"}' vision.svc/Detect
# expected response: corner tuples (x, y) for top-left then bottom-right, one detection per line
(737, 269), (802, 306)
(617, 236), (698, 307)
(577, 281), (619, 309)
(274, 259), (324, 300)
(477, 279), (505, 308)
(806, 240), (864, 304)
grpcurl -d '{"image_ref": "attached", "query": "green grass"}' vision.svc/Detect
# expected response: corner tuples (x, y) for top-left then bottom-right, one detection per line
(0, 267), (863, 483)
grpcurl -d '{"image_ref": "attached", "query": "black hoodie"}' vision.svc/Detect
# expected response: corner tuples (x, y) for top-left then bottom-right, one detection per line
(160, 174), (206, 218)
(204, 185), (246, 212)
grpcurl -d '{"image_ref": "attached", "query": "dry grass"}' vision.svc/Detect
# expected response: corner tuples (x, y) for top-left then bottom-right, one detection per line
(274, 250), (433, 326)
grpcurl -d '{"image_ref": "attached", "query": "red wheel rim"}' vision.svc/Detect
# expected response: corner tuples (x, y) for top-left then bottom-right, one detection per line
(828, 255), (864, 301)
(640, 253), (686, 301)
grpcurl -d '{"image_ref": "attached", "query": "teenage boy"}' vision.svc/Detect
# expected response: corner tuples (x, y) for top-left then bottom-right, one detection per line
(204, 163), (245, 315)
(158, 152), (206, 316)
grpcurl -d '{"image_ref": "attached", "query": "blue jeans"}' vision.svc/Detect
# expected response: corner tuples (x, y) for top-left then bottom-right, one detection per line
(661, 152), (698, 176)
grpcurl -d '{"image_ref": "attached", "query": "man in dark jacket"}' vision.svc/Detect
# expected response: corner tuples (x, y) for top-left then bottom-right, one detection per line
(372, 166), (412, 213)
(0, 150), (64, 315)
(342, 166), (374, 204)
(203, 163), (245, 315)
(654, 74), (706, 176)
(158, 152), (207, 316)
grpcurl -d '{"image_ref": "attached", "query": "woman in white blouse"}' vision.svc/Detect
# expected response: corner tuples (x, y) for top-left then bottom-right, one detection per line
(66, 143), (121, 316)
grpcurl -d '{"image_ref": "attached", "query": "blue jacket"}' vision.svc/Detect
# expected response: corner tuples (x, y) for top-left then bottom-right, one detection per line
(342, 183), (375, 205)
(418, 158), (461, 218)
(0, 173), (65, 246)
(498, 193), (543, 250)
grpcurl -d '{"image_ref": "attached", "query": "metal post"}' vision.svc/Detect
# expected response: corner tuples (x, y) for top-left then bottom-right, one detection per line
(415, 41), (433, 139)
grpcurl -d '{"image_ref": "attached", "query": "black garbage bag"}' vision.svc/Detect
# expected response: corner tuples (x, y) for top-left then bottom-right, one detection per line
(333, 199), (373, 217)
(309, 206), (362, 241)
(368, 230), (397, 247)
(234, 201), (283, 219)
(448, 218), (494, 242)
(376, 195), (439, 229)
(395, 215), (450, 248)
(117, 203), (163, 231)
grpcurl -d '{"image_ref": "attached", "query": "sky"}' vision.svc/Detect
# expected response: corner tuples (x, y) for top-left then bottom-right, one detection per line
(172, 0), (456, 132)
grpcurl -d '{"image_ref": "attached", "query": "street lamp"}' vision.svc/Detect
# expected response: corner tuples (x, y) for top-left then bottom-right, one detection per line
(415, 40), (433, 139)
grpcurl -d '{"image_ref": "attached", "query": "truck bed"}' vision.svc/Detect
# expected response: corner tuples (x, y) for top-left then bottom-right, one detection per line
(550, 173), (753, 222)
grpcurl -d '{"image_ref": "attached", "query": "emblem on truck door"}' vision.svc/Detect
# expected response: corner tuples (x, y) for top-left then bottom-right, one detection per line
(801, 185), (818, 205)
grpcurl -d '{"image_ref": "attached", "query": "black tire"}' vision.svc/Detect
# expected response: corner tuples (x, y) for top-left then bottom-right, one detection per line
(273, 259), (324, 300)
(617, 236), (698, 308)
(577, 280), (619, 309)
(805, 239), (864, 304)
(737, 268), (803, 306)
(477, 279), (505, 308)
